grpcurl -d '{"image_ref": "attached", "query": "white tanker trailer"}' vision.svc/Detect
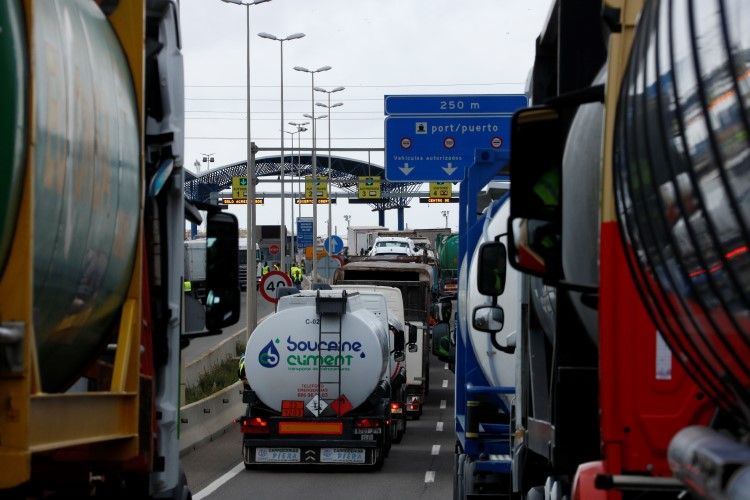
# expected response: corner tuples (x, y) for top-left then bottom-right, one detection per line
(239, 289), (405, 468)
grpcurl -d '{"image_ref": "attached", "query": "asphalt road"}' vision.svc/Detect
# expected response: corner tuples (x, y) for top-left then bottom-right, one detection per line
(182, 359), (456, 500)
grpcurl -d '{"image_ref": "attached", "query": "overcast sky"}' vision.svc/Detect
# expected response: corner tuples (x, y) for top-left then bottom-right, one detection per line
(180, 0), (552, 237)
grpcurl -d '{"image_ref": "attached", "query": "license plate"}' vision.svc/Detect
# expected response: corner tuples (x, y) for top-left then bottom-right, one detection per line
(320, 448), (365, 463)
(255, 448), (300, 463)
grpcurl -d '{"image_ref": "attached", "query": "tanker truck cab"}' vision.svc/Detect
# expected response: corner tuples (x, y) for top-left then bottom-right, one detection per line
(240, 289), (399, 468)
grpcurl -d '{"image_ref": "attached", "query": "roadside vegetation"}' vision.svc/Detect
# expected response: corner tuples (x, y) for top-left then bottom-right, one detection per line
(184, 342), (244, 405)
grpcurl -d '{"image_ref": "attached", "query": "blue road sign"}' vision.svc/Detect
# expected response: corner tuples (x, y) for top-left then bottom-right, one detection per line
(297, 218), (313, 250)
(385, 94), (527, 116)
(324, 235), (344, 255)
(384, 115), (512, 182)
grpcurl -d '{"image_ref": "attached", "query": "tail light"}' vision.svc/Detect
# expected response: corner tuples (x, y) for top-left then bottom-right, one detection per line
(390, 402), (404, 414)
(355, 418), (381, 429)
(235, 416), (270, 434)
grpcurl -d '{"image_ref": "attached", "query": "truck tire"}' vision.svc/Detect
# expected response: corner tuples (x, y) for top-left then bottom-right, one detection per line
(454, 453), (467, 500)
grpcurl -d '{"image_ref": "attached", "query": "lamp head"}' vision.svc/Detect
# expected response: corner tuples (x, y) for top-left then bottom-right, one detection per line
(315, 66), (332, 73)
(293, 66), (310, 73)
(257, 32), (278, 41)
(285, 32), (306, 41)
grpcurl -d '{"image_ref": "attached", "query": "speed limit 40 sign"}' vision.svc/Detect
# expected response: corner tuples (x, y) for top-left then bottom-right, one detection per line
(259, 271), (293, 303)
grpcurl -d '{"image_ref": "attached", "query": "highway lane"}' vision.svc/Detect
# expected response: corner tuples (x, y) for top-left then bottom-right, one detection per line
(182, 359), (457, 500)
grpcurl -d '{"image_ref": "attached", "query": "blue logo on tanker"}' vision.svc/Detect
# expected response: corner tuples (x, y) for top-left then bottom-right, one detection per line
(258, 340), (280, 368)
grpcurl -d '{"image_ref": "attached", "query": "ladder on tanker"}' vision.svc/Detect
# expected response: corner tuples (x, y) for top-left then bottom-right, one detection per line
(315, 290), (347, 417)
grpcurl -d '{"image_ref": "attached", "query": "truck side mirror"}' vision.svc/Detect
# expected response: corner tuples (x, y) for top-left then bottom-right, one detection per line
(205, 211), (241, 332)
(477, 242), (507, 296)
(408, 324), (418, 345)
(508, 106), (564, 281)
(393, 327), (405, 353)
(472, 305), (504, 333)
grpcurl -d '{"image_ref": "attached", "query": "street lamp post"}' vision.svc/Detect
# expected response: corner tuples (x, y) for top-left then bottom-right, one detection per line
(314, 86), (344, 268)
(221, 0), (271, 336)
(258, 31), (305, 275)
(294, 65), (332, 282)
(302, 113), (327, 279)
(344, 214), (351, 228)
(442, 210), (449, 228)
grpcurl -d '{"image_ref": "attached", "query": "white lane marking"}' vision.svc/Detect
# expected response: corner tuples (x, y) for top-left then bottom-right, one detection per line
(444, 363), (449, 370)
(442, 379), (449, 388)
(440, 400), (447, 409)
(193, 462), (245, 500)
(432, 444), (441, 455)
(436, 421), (444, 432)
(425, 471), (436, 483)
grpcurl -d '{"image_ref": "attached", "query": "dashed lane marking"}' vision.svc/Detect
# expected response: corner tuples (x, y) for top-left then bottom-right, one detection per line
(436, 422), (444, 432)
(444, 363), (449, 369)
(425, 471), (436, 483)
(432, 445), (441, 455)
(442, 379), (449, 388)
(440, 400), (447, 409)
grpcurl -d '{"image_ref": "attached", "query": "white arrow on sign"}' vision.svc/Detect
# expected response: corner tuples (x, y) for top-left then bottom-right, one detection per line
(443, 163), (458, 176)
(399, 162), (414, 176)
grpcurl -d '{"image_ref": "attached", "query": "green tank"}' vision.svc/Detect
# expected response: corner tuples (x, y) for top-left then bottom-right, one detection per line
(436, 233), (458, 294)
(27, 1), (139, 392)
(0, 0), (27, 278)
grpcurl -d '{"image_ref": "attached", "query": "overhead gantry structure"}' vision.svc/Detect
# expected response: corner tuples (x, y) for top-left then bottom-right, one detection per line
(184, 154), (422, 228)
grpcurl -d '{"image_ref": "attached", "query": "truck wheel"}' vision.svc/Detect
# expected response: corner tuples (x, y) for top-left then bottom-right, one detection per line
(454, 453), (467, 500)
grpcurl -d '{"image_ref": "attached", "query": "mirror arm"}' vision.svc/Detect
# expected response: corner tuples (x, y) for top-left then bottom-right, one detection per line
(184, 199), (203, 225)
(544, 84), (605, 107)
(490, 332), (515, 354)
(555, 279), (599, 294)
(182, 329), (223, 340)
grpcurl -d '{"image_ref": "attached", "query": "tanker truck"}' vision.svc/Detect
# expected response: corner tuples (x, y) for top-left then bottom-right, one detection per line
(332, 261), (433, 419)
(239, 289), (406, 468)
(476, 0), (740, 497)
(451, 148), (524, 498)
(0, 0), (240, 497)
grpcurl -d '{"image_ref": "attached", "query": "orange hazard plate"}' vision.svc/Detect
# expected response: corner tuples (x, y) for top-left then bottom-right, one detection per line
(281, 400), (305, 417)
(279, 421), (343, 435)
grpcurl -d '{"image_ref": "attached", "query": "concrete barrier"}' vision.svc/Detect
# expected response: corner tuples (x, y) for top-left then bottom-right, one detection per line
(179, 381), (245, 455)
(179, 313), (272, 455)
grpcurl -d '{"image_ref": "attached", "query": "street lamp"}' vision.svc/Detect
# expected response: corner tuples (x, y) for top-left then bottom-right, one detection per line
(294, 65), (332, 282)
(442, 210), (449, 228)
(221, 0), (271, 336)
(344, 214), (351, 228)
(258, 31), (306, 275)
(315, 86), (345, 269)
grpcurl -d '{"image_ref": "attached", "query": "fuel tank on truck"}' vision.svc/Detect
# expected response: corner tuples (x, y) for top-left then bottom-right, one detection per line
(245, 291), (389, 413)
(27, 1), (140, 392)
(0, 0), (27, 279)
(613, 0), (750, 426)
(560, 67), (606, 345)
(464, 197), (519, 398)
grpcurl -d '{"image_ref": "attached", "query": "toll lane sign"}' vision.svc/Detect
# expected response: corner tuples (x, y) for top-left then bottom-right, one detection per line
(385, 115), (511, 182)
(430, 182), (452, 198)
